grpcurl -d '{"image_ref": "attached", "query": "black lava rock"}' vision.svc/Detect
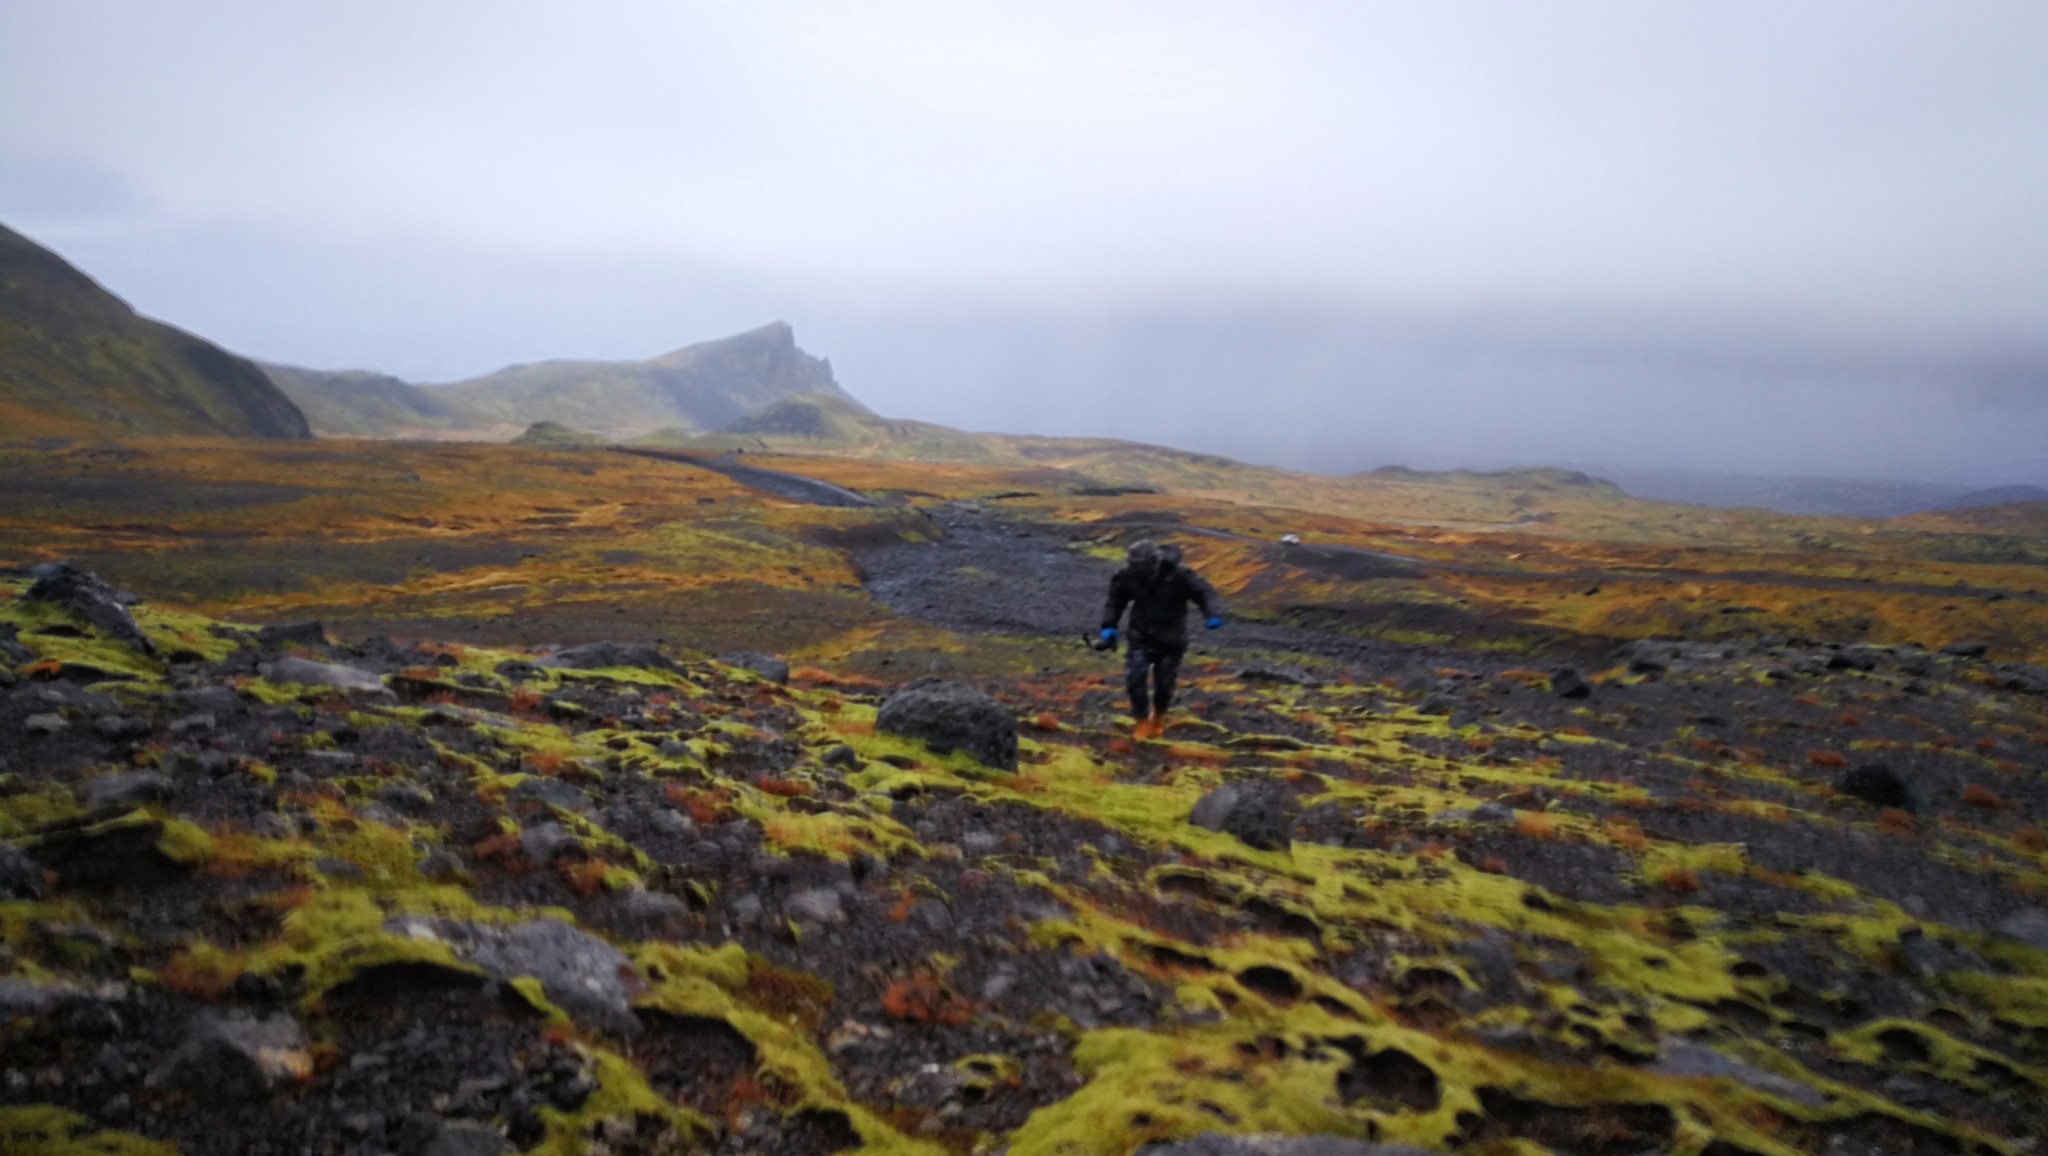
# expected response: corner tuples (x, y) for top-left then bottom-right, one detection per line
(0, 843), (44, 900)
(1188, 780), (1296, 851)
(1551, 667), (1592, 699)
(540, 642), (677, 673)
(25, 562), (155, 655)
(1837, 763), (1915, 812)
(875, 679), (1017, 771)
(256, 620), (328, 649)
(717, 651), (791, 683)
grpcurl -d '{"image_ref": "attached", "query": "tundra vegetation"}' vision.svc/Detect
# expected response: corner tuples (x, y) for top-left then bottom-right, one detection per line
(3, 432), (2048, 1156)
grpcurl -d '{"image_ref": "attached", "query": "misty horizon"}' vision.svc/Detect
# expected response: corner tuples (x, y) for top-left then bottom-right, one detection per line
(5, 2), (2046, 487)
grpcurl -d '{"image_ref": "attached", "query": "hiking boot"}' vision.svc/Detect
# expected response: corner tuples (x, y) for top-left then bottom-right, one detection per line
(1134, 717), (1163, 741)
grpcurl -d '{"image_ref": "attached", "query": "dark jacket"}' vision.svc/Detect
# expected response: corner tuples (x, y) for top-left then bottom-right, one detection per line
(1102, 559), (1221, 650)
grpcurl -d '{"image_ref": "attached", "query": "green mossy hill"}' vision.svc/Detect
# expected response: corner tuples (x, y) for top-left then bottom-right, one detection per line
(509, 420), (607, 447)
(432, 320), (860, 439)
(258, 364), (464, 438)
(0, 222), (311, 440)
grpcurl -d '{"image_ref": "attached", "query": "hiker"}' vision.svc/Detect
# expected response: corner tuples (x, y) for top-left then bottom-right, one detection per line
(1100, 540), (1223, 739)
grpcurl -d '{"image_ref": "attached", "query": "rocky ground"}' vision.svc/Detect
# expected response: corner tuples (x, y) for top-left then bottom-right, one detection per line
(5, 494), (2048, 1156)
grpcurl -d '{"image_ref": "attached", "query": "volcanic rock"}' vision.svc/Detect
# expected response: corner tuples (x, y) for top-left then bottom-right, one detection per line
(25, 562), (155, 655)
(1836, 763), (1915, 812)
(876, 679), (1017, 770)
(256, 620), (328, 648)
(0, 843), (44, 899)
(1188, 780), (1295, 851)
(540, 642), (678, 673)
(1998, 908), (2048, 951)
(717, 651), (790, 683)
(1551, 667), (1592, 698)
(146, 1012), (312, 1100)
(1137, 1136), (1427, 1156)
(268, 655), (393, 697)
(83, 771), (172, 811)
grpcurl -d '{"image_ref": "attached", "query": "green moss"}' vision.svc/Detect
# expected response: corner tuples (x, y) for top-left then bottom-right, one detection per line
(0, 1106), (178, 1155)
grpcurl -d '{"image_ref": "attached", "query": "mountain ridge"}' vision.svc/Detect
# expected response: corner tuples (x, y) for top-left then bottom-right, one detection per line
(0, 222), (311, 440)
(264, 321), (859, 440)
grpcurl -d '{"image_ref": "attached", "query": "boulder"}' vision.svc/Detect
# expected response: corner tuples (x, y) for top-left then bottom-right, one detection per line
(23, 712), (66, 736)
(1551, 667), (1592, 699)
(25, 562), (155, 655)
(786, 888), (847, 927)
(174, 685), (246, 715)
(1998, 908), (2048, 951)
(424, 1121), (514, 1156)
(0, 844), (44, 900)
(717, 651), (790, 683)
(146, 1012), (312, 1100)
(508, 776), (593, 814)
(391, 917), (641, 1037)
(268, 656), (393, 698)
(1189, 780), (1295, 851)
(1137, 1137), (1426, 1156)
(83, 771), (172, 811)
(256, 621), (328, 649)
(1836, 763), (1915, 812)
(519, 822), (584, 865)
(875, 679), (1017, 771)
(540, 642), (677, 673)
(91, 714), (152, 741)
(1650, 1042), (1826, 1107)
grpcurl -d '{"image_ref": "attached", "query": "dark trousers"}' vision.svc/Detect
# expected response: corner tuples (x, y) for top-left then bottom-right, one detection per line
(1125, 641), (1185, 718)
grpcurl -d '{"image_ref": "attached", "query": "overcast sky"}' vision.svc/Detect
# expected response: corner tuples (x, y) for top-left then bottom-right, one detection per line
(4, 1), (2046, 483)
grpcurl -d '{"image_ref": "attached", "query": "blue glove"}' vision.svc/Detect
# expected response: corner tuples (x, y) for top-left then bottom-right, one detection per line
(1206, 616), (1224, 630)
(1100, 628), (1118, 644)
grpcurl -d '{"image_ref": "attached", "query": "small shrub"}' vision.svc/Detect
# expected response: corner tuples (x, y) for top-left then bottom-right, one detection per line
(2014, 826), (2047, 853)
(1962, 784), (2007, 810)
(881, 970), (973, 1025)
(526, 750), (568, 777)
(1658, 865), (1701, 893)
(1877, 808), (1918, 836)
(755, 775), (811, 798)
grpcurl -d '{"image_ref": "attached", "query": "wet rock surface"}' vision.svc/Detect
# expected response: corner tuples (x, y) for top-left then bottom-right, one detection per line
(875, 677), (1018, 770)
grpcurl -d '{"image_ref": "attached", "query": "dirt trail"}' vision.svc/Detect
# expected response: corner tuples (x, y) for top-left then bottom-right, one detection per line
(853, 502), (1454, 675)
(614, 448), (878, 508)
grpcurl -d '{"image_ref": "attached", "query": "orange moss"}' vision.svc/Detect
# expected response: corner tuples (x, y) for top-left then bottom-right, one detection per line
(1806, 749), (1850, 769)
(881, 970), (974, 1025)
(560, 858), (609, 899)
(2016, 826), (2048, 853)
(1962, 784), (2008, 810)
(1657, 866), (1701, 893)
(1514, 811), (1557, 839)
(1877, 808), (1918, 836)
(755, 775), (811, 799)
(526, 750), (568, 777)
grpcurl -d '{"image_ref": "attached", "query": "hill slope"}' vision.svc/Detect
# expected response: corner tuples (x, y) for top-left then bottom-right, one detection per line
(433, 320), (856, 438)
(258, 364), (464, 437)
(0, 223), (310, 440)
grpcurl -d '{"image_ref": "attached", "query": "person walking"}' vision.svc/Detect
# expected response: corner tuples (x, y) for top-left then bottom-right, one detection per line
(1099, 540), (1224, 739)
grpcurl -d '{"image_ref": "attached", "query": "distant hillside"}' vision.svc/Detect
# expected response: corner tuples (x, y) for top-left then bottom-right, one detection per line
(510, 420), (606, 447)
(1356, 464), (1625, 495)
(433, 321), (854, 438)
(1930, 484), (2048, 512)
(261, 321), (853, 440)
(259, 364), (463, 437)
(0, 222), (310, 440)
